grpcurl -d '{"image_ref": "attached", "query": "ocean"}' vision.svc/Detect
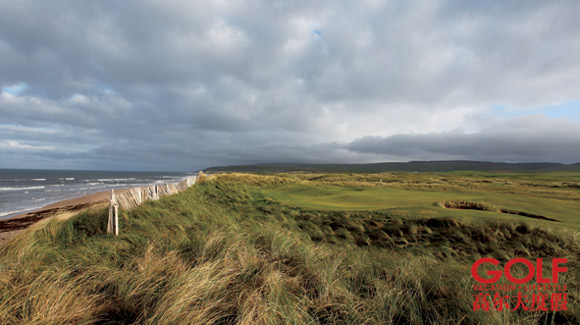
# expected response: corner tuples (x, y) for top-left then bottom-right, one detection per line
(0, 169), (194, 220)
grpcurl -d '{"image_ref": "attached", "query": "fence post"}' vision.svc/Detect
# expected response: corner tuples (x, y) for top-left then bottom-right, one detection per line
(108, 189), (119, 236)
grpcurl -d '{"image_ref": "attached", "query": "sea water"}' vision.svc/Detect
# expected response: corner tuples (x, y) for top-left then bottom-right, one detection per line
(0, 169), (194, 219)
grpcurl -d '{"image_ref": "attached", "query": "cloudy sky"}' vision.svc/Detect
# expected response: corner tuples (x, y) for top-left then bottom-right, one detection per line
(1, 0), (580, 171)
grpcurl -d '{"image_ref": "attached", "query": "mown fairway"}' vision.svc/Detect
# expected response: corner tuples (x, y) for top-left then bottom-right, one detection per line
(263, 172), (580, 229)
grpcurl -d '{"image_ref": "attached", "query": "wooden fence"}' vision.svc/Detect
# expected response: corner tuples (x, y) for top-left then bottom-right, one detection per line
(108, 173), (200, 235)
(115, 176), (197, 210)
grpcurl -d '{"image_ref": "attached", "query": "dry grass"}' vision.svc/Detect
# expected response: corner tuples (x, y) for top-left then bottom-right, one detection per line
(0, 173), (578, 324)
(439, 200), (498, 211)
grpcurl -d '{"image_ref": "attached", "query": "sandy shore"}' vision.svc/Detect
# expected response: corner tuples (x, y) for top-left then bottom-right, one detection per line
(0, 188), (130, 244)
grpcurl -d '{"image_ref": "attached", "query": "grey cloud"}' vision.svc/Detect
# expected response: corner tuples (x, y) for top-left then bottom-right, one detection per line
(346, 116), (580, 163)
(1, 0), (579, 171)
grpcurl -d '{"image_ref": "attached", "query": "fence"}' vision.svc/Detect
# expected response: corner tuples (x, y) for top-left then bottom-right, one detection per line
(108, 173), (201, 235)
(115, 176), (197, 210)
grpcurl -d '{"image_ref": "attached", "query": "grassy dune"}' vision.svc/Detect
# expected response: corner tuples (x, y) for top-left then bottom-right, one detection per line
(0, 173), (578, 324)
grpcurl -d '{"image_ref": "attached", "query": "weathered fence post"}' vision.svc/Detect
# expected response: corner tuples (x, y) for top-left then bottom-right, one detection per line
(106, 176), (198, 232)
(108, 189), (119, 236)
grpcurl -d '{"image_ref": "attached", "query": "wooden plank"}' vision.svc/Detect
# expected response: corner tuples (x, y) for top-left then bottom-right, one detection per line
(107, 189), (118, 235)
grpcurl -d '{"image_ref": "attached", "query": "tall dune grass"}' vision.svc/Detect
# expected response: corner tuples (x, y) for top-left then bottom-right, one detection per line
(0, 174), (577, 323)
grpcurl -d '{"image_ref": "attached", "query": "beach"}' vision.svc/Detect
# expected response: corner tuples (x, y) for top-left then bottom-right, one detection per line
(0, 188), (130, 244)
(0, 169), (194, 244)
(0, 169), (191, 220)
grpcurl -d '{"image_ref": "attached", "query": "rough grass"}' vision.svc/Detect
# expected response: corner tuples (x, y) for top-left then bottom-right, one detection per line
(0, 173), (578, 324)
(440, 200), (498, 212)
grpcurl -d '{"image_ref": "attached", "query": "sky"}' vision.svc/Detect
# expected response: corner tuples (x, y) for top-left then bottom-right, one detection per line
(1, 0), (580, 171)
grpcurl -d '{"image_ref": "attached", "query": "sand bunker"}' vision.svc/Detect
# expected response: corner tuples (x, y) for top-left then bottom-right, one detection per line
(439, 200), (560, 222)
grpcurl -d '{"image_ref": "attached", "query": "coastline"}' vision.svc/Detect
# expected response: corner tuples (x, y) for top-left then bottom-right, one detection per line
(0, 188), (130, 244)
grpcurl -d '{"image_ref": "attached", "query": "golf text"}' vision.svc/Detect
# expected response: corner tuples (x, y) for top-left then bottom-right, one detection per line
(471, 258), (568, 312)
(472, 258), (567, 284)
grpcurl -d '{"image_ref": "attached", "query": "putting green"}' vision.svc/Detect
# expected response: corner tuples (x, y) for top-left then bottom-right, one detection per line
(263, 184), (580, 228)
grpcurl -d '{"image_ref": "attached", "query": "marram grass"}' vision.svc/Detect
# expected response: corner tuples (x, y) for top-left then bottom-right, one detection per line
(0, 173), (578, 324)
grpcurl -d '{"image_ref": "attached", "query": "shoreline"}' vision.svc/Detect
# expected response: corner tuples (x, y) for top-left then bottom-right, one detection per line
(0, 188), (130, 244)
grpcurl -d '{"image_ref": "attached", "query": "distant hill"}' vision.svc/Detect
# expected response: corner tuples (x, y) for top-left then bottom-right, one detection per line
(205, 160), (580, 173)
(544, 162), (580, 171)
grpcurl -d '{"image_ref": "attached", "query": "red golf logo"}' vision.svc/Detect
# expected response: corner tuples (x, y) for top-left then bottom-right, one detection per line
(471, 258), (568, 312)
(472, 257), (568, 284)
